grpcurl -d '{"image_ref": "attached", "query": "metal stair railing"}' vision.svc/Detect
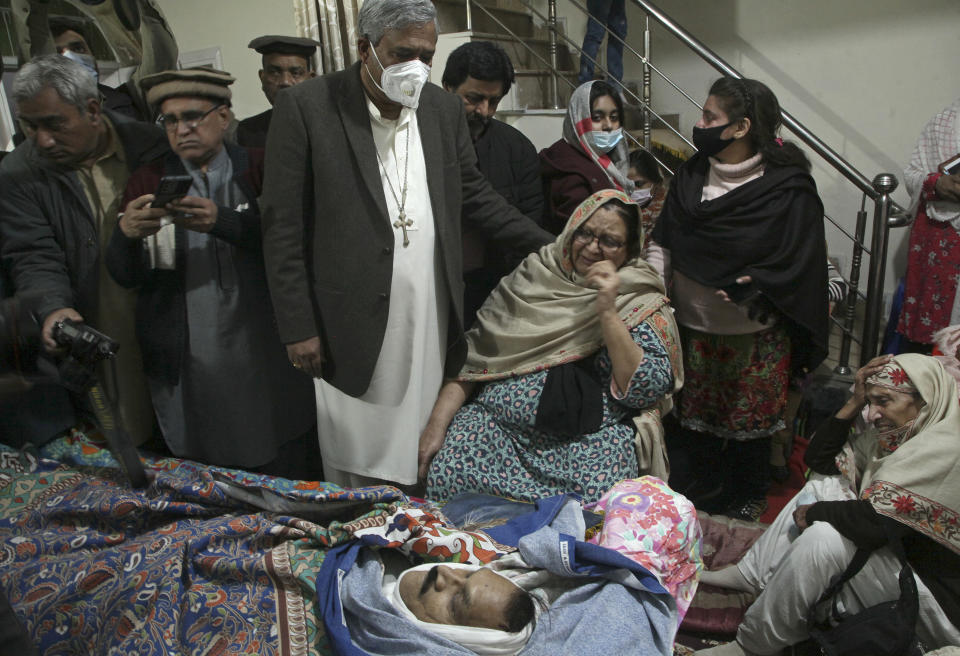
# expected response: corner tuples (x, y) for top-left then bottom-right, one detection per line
(466, 0), (689, 177)
(464, 0), (908, 370)
(624, 0), (907, 370)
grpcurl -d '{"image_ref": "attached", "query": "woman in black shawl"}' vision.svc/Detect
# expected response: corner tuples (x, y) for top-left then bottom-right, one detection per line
(651, 77), (828, 520)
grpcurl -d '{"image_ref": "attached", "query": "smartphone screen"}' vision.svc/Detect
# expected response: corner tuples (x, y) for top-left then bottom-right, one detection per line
(944, 156), (960, 176)
(151, 175), (193, 208)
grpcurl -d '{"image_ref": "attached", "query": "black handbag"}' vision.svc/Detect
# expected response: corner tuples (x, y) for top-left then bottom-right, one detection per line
(807, 532), (923, 656)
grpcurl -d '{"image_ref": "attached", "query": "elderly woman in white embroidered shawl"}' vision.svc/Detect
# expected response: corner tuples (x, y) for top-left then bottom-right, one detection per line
(418, 189), (682, 505)
(698, 354), (960, 655)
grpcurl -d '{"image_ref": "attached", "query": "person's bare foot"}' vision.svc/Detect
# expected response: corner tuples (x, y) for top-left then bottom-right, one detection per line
(699, 564), (756, 594)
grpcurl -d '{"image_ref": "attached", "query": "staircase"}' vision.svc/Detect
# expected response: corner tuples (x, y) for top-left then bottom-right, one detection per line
(431, 0), (692, 157)
(431, 0), (907, 371)
(433, 0), (577, 114)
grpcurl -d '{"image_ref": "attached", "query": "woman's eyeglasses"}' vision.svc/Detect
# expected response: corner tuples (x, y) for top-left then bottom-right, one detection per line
(156, 104), (223, 133)
(572, 227), (625, 252)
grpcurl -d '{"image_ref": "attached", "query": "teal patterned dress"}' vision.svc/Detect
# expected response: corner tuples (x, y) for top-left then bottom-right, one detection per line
(426, 320), (674, 504)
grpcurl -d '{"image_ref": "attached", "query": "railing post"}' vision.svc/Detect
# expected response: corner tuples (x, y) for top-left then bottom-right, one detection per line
(834, 196), (868, 376)
(466, 0), (473, 32)
(642, 14), (651, 148)
(860, 173), (898, 366)
(547, 0), (560, 109)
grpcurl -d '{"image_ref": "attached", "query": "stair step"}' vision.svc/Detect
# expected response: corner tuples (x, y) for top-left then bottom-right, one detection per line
(434, 0), (535, 37)
(623, 104), (680, 131)
(514, 68), (577, 76)
(462, 31), (575, 71)
(504, 69), (577, 110)
(628, 127), (695, 160)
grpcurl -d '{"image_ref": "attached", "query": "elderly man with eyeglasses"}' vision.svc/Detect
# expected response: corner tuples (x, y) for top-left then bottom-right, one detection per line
(104, 68), (317, 477)
(0, 54), (169, 447)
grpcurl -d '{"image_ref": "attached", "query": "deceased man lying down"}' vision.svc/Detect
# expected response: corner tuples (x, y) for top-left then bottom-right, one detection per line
(318, 483), (702, 655)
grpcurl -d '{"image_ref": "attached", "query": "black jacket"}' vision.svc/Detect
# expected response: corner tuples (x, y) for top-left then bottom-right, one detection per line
(0, 111), (168, 323)
(105, 144), (265, 384)
(461, 118), (545, 325)
(236, 109), (272, 149)
(473, 118), (543, 223)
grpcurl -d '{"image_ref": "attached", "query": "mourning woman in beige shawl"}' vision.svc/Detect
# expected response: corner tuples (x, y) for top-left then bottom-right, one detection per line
(420, 189), (682, 504)
(698, 354), (960, 655)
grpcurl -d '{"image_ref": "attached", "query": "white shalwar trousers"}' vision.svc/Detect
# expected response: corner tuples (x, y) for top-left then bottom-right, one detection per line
(735, 476), (960, 654)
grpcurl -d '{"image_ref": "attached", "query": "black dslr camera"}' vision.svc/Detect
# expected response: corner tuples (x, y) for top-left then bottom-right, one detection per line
(0, 297), (147, 487)
(51, 318), (120, 393)
(0, 298), (117, 394)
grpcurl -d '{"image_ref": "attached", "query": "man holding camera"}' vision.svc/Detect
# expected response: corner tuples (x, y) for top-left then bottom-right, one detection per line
(0, 54), (168, 445)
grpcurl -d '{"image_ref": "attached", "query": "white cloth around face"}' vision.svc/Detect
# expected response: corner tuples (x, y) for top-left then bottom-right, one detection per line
(384, 563), (534, 656)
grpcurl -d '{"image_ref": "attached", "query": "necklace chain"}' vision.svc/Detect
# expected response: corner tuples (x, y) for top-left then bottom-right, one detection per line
(376, 123), (413, 247)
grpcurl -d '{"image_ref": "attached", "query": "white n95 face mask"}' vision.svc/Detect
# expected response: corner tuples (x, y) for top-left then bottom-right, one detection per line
(367, 45), (430, 109)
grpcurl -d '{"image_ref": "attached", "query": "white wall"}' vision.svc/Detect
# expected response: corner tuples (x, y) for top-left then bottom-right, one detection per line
(570, 0), (960, 299)
(157, 0), (299, 123)
(156, 0), (960, 302)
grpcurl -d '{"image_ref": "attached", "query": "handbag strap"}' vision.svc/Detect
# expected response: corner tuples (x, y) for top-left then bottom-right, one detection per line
(816, 546), (873, 605)
(811, 522), (915, 619)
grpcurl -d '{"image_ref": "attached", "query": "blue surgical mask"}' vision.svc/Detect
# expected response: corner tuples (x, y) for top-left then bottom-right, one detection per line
(61, 49), (99, 85)
(585, 128), (623, 154)
(630, 187), (653, 206)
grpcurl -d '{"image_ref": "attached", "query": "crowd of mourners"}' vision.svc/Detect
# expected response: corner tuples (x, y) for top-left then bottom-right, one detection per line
(1, 0), (959, 653)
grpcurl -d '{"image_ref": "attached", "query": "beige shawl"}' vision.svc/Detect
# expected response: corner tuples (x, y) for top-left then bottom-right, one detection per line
(458, 190), (683, 480)
(459, 189), (677, 382)
(846, 354), (960, 554)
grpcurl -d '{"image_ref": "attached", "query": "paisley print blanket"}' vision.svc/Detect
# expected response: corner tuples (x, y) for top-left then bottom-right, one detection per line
(1, 430), (706, 655)
(0, 429), (407, 655)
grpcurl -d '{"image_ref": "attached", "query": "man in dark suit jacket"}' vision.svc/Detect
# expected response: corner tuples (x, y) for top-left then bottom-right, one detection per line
(261, 0), (551, 486)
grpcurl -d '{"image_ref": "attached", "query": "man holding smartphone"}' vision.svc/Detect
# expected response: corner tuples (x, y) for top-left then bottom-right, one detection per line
(0, 55), (168, 446)
(105, 68), (317, 478)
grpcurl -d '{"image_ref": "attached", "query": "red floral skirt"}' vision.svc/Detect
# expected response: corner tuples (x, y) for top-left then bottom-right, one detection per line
(676, 324), (790, 440)
(898, 201), (960, 344)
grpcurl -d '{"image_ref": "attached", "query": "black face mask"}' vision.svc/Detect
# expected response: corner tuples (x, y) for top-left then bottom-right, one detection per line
(692, 121), (735, 157)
